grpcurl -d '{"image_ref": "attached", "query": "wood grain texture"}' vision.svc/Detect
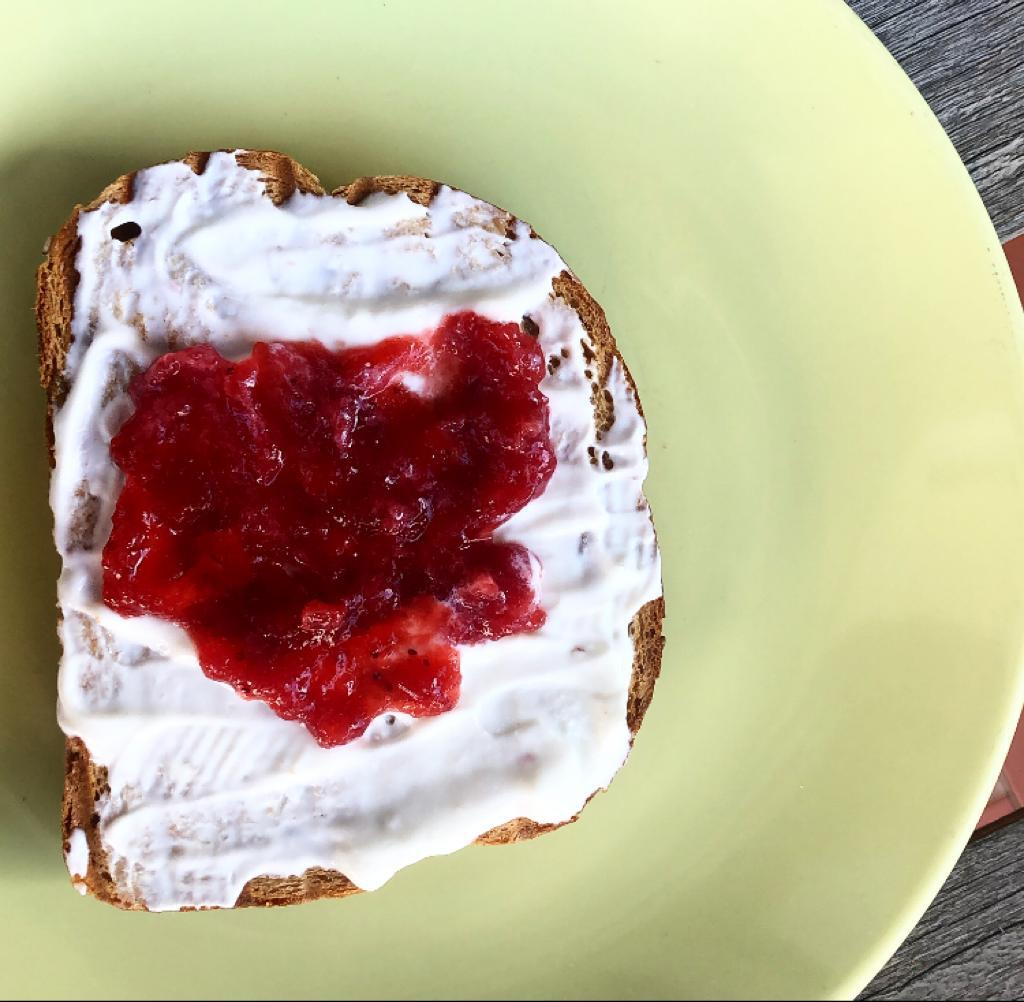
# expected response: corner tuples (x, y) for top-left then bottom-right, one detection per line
(860, 812), (1024, 999)
(848, 0), (1024, 240)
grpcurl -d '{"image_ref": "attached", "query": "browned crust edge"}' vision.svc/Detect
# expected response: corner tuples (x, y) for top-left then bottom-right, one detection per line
(39, 151), (665, 910)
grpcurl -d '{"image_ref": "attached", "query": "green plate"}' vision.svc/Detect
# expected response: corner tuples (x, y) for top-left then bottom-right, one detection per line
(2, 1), (1022, 998)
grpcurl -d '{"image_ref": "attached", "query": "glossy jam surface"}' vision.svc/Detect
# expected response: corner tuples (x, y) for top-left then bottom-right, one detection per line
(102, 312), (556, 746)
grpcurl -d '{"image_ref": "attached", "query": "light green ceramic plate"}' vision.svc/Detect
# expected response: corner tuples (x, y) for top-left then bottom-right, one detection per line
(2, 1), (1022, 998)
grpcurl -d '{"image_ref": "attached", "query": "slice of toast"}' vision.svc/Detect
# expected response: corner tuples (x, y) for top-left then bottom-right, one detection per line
(37, 150), (665, 910)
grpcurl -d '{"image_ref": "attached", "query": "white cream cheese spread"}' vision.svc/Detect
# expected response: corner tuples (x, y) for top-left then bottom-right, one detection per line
(51, 152), (661, 910)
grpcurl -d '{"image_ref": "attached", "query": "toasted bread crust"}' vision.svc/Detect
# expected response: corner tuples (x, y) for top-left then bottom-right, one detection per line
(38, 150), (665, 910)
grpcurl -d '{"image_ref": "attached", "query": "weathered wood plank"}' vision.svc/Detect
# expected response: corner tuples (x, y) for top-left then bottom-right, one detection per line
(860, 811), (1024, 999)
(848, 0), (1024, 240)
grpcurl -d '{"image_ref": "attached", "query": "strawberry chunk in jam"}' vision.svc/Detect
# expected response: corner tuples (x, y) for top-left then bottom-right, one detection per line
(102, 312), (555, 746)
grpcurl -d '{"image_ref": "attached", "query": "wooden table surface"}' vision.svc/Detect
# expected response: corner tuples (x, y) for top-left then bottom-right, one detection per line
(849, 0), (1023, 243)
(844, 2), (1024, 998)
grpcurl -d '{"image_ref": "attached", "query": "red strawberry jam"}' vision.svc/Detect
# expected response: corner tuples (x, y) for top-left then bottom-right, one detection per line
(102, 312), (556, 746)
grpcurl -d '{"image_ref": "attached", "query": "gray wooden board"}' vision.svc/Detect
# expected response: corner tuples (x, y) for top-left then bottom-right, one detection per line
(846, 2), (1024, 997)
(860, 813), (1024, 999)
(849, 0), (1024, 241)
